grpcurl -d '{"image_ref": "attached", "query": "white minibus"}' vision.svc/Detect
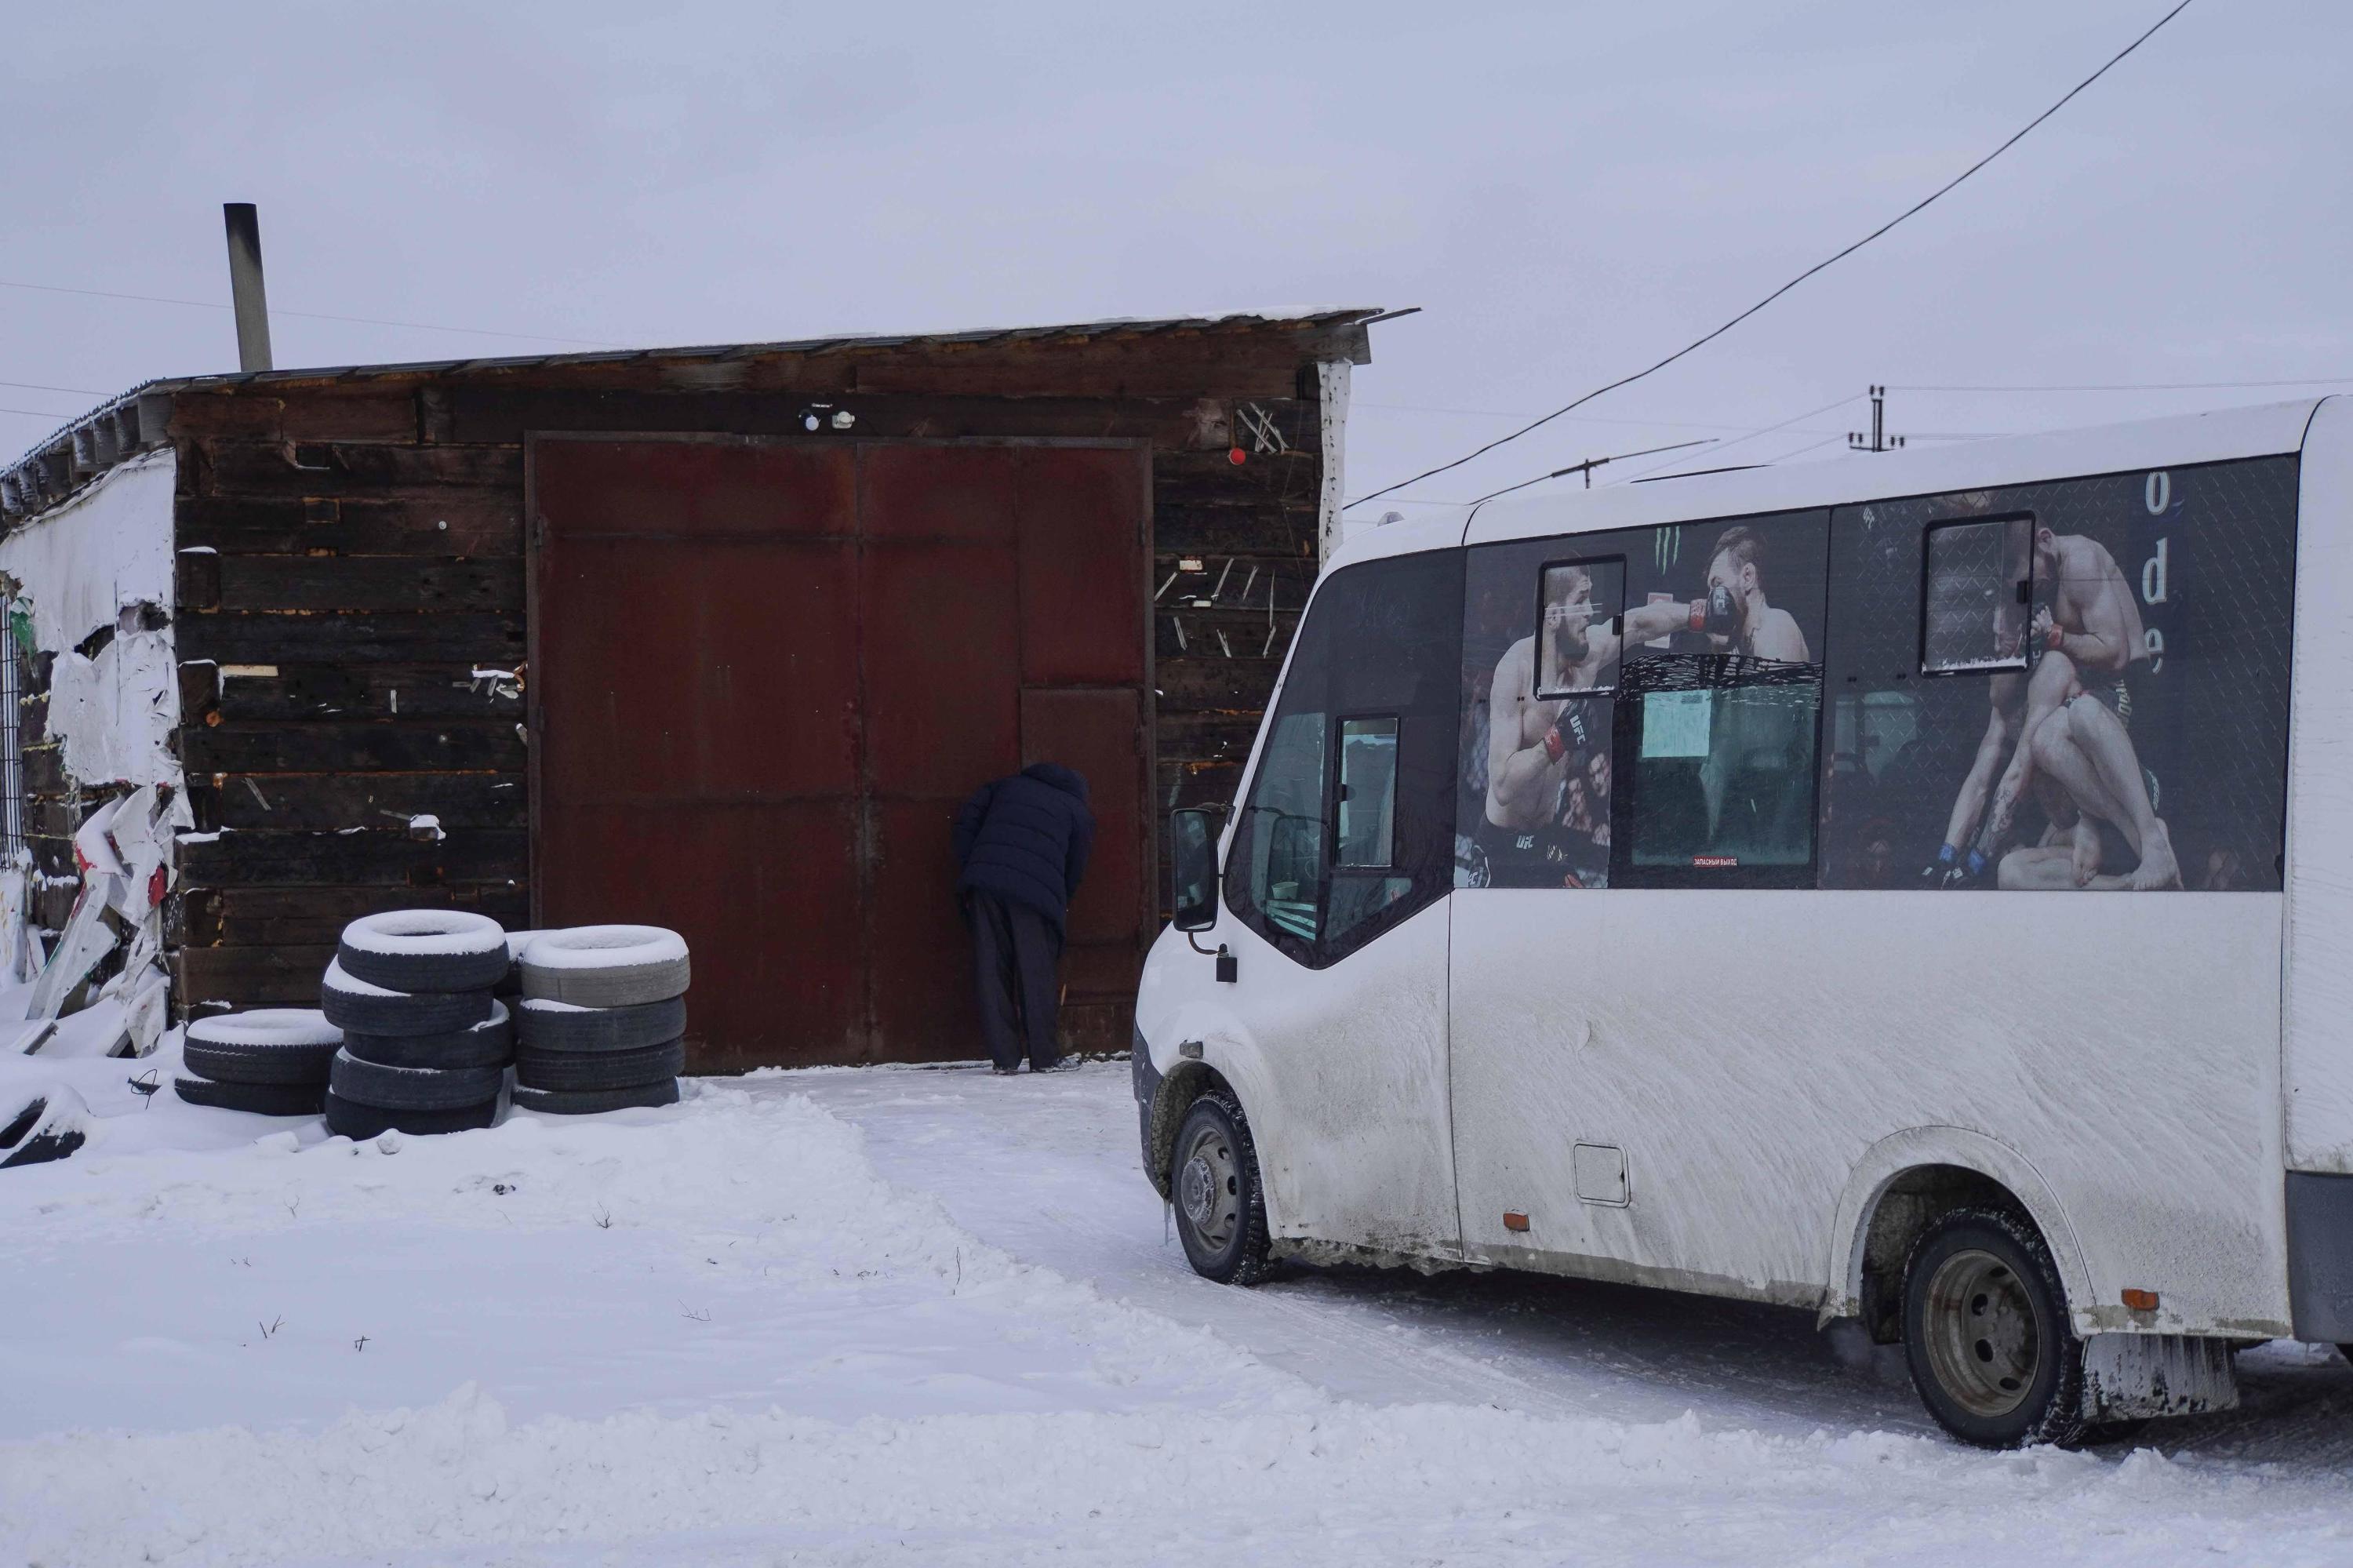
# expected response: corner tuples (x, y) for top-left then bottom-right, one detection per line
(1136, 397), (2353, 1447)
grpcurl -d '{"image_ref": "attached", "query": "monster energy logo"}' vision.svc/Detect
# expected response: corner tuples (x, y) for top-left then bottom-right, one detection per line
(1653, 526), (1682, 574)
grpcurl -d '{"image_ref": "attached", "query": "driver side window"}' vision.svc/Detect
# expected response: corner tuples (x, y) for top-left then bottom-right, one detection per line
(1224, 550), (1463, 966)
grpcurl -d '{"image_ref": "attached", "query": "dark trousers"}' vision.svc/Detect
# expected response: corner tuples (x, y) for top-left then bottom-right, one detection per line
(967, 890), (1063, 1070)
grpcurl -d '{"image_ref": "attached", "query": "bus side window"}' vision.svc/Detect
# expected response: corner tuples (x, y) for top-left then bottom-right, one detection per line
(1922, 517), (2031, 675)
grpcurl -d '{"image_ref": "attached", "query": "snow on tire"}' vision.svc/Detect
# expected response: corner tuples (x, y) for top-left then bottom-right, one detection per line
(516, 996), (686, 1054)
(184, 1009), (342, 1085)
(327, 1049), (505, 1111)
(339, 1000), (514, 1071)
(173, 1074), (328, 1118)
(336, 910), (509, 994)
(514, 1039), (685, 1093)
(0, 1086), (92, 1169)
(323, 1090), (498, 1140)
(511, 1078), (681, 1116)
(320, 959), (496, 1037)
(518, 926), (689, 1007)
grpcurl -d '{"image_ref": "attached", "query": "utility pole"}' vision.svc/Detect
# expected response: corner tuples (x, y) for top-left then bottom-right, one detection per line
(1848, 384), (1906, 453)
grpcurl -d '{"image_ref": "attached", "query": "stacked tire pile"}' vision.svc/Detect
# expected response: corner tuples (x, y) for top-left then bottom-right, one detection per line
(321, 911), (515, 1139)
(176, 1010), (343, 1117)
(513, 926), (690, 1115)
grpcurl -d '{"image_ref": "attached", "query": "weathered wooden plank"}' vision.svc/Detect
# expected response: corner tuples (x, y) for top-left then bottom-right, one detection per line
(176, 827), (528, 886)
(188, 771), (527, 833)
(196, 556), (522, 613)
(174, 944), (337, 1008)
(177, 610), (526, 665)
(452, 389), (1202, 448)
(1155, 657), (1281, 711)
(179, 493), (523, 558)
(1155, 759), (1243, 813)
(1151, 507), (1317, 558)
(171, 388), (418, 445)
(1154, 610), (1300, 662)
(175, 883), (529, 948)
(197, 439), (521, 498)
(195, 664), (523, 725)
(184, 719), (523, 773)
(1154, 711), (1260, 762)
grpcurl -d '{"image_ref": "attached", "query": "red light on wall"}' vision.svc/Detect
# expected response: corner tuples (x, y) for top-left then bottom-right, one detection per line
(1227, 447), (1246, 466)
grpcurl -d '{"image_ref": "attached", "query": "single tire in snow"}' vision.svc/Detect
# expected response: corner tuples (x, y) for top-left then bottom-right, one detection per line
(184, 1009), (343, 1085)
(336, 910), (510, 994)
(515, 996), (686, 1054)
(323, 1090), (498, 1140)
(340, 1001), (513, 1071)
(514, 1038), (685, 1093)
(327, 1049), (504, 1111)
(511, 1078), (681, 1116)
(0, 1089), (91, 1169)
(1171, 1087), (1274, 1286)
(173, 1073), (328, 1118)
(518, 926), (690, 1007)
(1903, 1206), (2089, 1449)
(320, 959), (495, 1038)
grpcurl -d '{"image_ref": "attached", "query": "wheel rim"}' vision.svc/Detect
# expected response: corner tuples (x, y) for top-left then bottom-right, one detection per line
(1176, 1122), (1241, 1252)
(1922, 1247), (2042, 1418)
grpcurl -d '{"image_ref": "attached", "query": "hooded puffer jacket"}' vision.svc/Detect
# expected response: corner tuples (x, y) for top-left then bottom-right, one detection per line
(952, 763), (1096, 932)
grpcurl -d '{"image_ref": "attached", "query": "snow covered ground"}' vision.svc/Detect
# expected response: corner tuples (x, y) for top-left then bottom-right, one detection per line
(2, 1053), (2348, 1566)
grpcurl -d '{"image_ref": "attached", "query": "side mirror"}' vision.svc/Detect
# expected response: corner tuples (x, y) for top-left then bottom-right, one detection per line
(1170, 808), (1220, 931)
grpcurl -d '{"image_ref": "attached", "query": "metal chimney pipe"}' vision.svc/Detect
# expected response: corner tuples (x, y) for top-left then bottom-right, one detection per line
(222, 203), (274, 373)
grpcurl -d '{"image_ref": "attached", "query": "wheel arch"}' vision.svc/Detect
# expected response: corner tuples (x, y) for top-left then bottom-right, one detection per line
(1144, 1059), (1235, 1200)
(1824, 1126), (2096, 1340)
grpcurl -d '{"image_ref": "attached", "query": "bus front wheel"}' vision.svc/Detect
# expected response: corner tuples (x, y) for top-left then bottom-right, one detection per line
(1902, 1206), (2089, 1449)
(1171, 1088), (1273, 1286)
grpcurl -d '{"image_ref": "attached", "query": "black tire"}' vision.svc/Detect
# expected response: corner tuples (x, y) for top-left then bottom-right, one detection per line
(0, 1093), (88, 1169)
(340, 1001), (514, 1071)
(516, 996), (686, 1054)
(1903, 1206), (2088, 1449)
(335, 911), (510, 993)
(173, 1073), (328, 1118)
(328, 1050), (504, 1111)
(519, 926), (690, 1006)
(321, 962), (495, 1038)
(1169, 1087), (1274, 1286)
(0, 1092), (47, 1148)
(184, 1009), (344, 1086)
(515, 1039), (686, 1093)
(323, 1091), (498, 1139)
(511, 1079), (681, 1116)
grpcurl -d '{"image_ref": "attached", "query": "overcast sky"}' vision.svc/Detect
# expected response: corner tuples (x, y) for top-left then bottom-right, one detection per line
(5, 2), (2348, 513)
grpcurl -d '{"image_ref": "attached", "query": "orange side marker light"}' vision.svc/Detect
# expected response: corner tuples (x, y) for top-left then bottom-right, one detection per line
(1502, 1212), (1530, 1233)
(2122, 1289), (2159, 1312)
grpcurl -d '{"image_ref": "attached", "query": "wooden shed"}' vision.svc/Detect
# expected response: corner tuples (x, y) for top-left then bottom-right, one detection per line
(0, 310), (1389, 1070)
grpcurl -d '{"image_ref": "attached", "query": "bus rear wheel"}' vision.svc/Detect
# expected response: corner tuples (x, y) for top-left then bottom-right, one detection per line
(1171, 1088), (1273, 1286)
(1902, 1206), (2088, 1449)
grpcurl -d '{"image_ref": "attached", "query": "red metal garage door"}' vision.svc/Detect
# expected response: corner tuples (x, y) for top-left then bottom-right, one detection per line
(529, 436), (1148, 1072)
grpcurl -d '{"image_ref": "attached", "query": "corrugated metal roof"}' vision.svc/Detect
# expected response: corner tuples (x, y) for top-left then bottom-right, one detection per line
(2, 307), (1389, 521)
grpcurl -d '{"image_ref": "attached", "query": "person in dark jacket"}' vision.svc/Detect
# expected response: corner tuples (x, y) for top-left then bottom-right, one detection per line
(952, 763), (1096, 1073)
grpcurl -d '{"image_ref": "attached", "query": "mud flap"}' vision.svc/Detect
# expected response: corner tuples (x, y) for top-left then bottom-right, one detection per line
(2079, 1333), (2238, 1421)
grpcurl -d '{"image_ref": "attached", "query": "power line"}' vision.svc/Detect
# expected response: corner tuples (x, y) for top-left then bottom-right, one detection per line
(0, 278), (619, 349)
(1, 406), (82, 420)
(1468, 438), (1714, 505)
(1616, 392), (1864, 482)
(0, 378), (107, 397)
(1344, 0), (2198, 511)
(1893, 377), (2353, 393)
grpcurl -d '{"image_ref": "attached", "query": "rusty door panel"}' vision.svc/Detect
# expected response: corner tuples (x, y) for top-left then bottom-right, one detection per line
(538, 800), (865, 1073)
(1019, 686), (1144, 948)
(860, 445), (1016, 541)
(533, 440), (855, 538)
(861, 540), (1021, 798)
(1016, 447), (1147, 686)
(866, 796), (983, 1061)
(540, 536), (858, 799)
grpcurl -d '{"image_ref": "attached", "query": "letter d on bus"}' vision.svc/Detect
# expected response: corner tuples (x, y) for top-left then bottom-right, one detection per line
(2143, 537), (2169, 605)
